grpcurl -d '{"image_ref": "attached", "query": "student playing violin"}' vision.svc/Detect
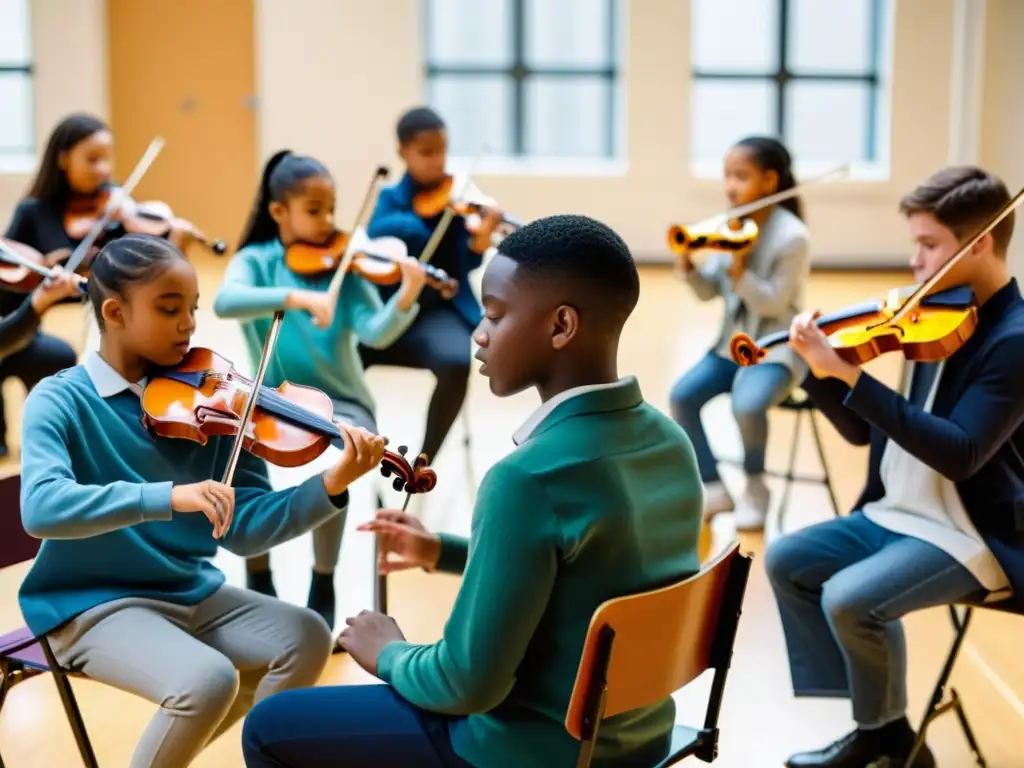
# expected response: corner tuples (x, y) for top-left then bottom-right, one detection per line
(671, 136), (810, 531)
(766, 166), (1024, 768)
(0, 113), (204, 456)
(3, 114), (207, 273)
(213, 150), (428, 630)
(18, 233), (386, 768)
(359, 106), (504, 465)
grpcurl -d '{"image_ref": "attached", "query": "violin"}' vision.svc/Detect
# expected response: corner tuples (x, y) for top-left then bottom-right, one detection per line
(285, 229), (459, 297)
(667, 216), (758, 256)
(412, 173), (521, 236)
(730, 284), (978, 367)
(0, 239), (89, 294)
(139, 345), (437, 494)
(730, 182), (1024, 369)
(667, 163), (849, 269)
(65, 184), (228, 256)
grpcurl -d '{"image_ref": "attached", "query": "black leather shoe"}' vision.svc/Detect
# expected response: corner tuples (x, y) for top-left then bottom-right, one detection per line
(785, 729), (936, 767)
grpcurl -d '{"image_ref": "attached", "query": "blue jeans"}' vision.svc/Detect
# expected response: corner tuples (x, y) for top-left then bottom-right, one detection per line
(242, 684), (474, 767)
(765, 513), (985, 726)
(669, 351), (794, 482)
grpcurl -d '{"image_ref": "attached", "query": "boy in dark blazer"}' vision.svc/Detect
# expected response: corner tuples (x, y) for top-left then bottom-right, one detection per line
(767, 166), (1024, 768)
(359, 107), (504, 464)
(242, 214), (706, 768)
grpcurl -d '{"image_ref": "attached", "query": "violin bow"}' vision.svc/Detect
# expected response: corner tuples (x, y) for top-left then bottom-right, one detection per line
(0, 242), (88, 287)
(876, 183), (1024, 331)
(681, 163), (850, 234)
(324, 166), (390, 321)
(221, 310), (285, 486)
(63, 137), (166, 276)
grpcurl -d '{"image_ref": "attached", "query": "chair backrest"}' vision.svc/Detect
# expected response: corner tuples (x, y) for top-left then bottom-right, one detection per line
(0, 472), (41, 569)
(565, 541), (751, 740)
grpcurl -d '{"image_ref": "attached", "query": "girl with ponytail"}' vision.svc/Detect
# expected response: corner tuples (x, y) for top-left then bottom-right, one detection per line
(215, 151), (428, 632)
(670, 135), (811, 532)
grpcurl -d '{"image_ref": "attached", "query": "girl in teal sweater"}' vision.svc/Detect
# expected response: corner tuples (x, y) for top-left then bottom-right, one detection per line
(19, 234), (386, 768)
(213, 150), (428, 630)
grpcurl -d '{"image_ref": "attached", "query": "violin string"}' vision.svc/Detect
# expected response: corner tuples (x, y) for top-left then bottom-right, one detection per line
(248, 384), (339, 438)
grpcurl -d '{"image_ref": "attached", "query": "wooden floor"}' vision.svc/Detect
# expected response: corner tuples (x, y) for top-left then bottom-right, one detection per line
(1, 258), (1022, 767)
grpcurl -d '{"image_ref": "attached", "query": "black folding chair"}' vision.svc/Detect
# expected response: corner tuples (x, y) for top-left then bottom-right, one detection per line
(907, 598), (1024, 768)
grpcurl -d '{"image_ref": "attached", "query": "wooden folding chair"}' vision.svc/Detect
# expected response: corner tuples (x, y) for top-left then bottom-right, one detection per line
(565, 541), (752, 767)
(0, 473), (99, 768)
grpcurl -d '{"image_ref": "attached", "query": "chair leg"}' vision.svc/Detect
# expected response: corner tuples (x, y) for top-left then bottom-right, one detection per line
(38, 637), (99, 768)
(950, 688), (987, 767)
(0, 659), (8, 768)
(808, 413), (840, 517)
(462, 407), (477, 502)
(907, 607), (986, 767)
(773, 409), (803, 535)
(0, 659), (10, 712)
(374, 491), (388, 615)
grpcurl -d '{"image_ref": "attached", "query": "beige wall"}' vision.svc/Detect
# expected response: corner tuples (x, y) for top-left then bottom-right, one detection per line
(3, 0), (1022, 271)
(981, 0), (1024, 277)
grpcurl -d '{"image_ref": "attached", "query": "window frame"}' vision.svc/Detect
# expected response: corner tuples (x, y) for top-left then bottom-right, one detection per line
(690, 0), (890, 177)
(423, 0), (622, 162)
(0, 0), (35, 170)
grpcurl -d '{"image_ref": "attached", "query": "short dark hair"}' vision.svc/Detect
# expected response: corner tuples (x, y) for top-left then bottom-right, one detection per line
(88, 234), (187, 329)
(497, 214), (640, 330)
(900, 166), (1014, 255)
(396, 107), (446, 145)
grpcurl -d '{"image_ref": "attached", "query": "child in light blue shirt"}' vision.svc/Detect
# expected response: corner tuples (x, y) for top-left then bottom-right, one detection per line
(213, 150), (428, 630)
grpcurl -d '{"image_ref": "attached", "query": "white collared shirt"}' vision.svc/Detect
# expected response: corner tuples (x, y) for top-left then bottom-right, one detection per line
(862, 360), (1010, 598)
(82, 350), (147, 399)
(512, 377), (633, 446)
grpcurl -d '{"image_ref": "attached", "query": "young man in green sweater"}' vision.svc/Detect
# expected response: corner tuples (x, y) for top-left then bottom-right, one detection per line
(241, 214), (706, 768)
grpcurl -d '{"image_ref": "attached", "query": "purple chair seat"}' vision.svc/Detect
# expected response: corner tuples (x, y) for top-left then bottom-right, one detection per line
(0, 626), (52, 672)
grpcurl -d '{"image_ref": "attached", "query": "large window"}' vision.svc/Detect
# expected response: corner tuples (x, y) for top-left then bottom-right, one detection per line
(424, 0), (621, 162)
(690, 0), (892, 173)
(0, 0), (33, 161)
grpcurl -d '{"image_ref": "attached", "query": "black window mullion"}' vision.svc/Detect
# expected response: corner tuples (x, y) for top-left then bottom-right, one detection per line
(512, 0), (526, 156)
(691, 0), (885, 163)
(424, 0), (619, 158)
(777, 0), (790, 138)
(865, 0), (882, 161)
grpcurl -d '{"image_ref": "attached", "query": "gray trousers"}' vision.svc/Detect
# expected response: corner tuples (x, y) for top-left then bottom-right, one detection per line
(48, 585), (333, 768)
(249, 397), (378, 574)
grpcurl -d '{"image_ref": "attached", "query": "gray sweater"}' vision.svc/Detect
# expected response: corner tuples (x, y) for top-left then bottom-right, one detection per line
(683, 206), (811, 378)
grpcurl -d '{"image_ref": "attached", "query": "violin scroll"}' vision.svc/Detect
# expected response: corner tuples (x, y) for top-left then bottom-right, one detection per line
(729, 333), (765, 367)
(380, 445), (438, 495)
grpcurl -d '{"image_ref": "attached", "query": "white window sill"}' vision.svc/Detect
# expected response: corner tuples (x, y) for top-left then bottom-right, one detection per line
(0, 153), (37, 176)
(690, 158), (891, 184)
(447, 156), (628, 179)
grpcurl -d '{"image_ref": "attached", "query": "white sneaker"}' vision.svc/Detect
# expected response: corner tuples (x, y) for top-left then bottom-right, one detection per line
(703, 480), (734, 519)
(734, 475), (770, 532)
